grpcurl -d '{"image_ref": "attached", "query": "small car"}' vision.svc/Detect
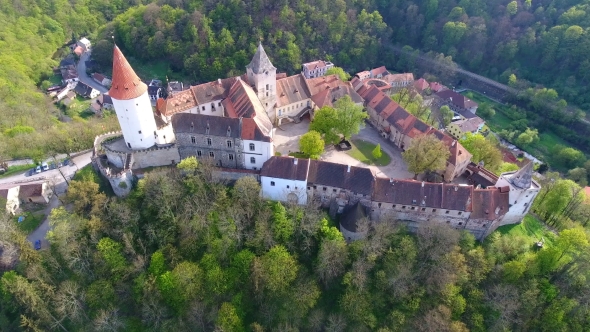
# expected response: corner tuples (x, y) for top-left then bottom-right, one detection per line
(63, 159), (70, 166)
(35, 165), (41, 174)
(41, 162), (49, 171)
(34, 240), (41, 250)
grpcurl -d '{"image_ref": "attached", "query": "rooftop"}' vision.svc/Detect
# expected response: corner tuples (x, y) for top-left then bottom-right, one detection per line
(109, 46), (148, 100)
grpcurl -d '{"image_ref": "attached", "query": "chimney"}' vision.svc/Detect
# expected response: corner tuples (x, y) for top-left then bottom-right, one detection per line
(294, 158), (298, 165)
(347, 165), (351, 172)
(218, 78), (221, 85)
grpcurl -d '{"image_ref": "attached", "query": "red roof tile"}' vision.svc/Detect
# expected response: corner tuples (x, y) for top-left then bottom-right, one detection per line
(109, 46), (147, 100)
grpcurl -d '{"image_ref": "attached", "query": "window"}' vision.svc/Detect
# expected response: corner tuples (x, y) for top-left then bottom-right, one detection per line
(229, 154), (234, 161)
(412, 199), (417, 204)
(207, 138), (212, 146)
(402, 206), (406, 209)
(313, 185), (317, 189)
(249, 143), (255, 151)
(227, 140), (232, 148)
(278, 110), (282, 116)
(432, 209), (436, 212)
(271, 181), (275, 186)
(378, 203), (382, 208)
(458, 222), (463, 226)
(295, 187), (298, 190)
(333, 189), (337, 193)
(445, 210), (450, 214)
(458, 212), (462, 215)
(411, 207), (415, 210)
(127, 142), (131, 148)
(218, 102), (221, 106)
(202, 106), (205, 110)
(250, 157), (256, 164)
(138, 130), (142, 134)
(191, 136), (196, 144)
(266, 92), (269, 97)
(209, 152), (214, 158)
(307, 187), (310, 190)
(323, 187), (327, 191)
(266, 84), (269, 90)
(197, 150), (202, 157)
(287, 185), (290, 189)
(421, 208), (426, 211)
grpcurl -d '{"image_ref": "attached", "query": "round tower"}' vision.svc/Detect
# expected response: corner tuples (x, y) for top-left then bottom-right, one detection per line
(109, 46), (157, 150)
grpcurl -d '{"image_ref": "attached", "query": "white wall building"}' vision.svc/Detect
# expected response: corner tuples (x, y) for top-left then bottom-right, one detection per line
(261, 157), (310, 204)
(495, 162), (540, 225)
(246, 43), (277, 121)
(302, 60), (334, 79)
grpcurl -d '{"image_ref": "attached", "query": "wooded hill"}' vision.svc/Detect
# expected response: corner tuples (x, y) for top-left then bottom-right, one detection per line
(1, 163), (590, 331)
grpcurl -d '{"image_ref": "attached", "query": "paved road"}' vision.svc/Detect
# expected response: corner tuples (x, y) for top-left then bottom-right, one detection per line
(27, 195), (61, 250)
(77, 52), (108, 93)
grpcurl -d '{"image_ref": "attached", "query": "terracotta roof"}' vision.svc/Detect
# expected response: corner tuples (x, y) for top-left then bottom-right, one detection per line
(373, 178), (473, 211)
(276, 73), (287, 80)
(350, 77), (363, 91)
(159, 90), (197, 116)
(310, 88), (331, 108)
(429, 82), (444, 92)
(307, 160), (374, 196)
(246, 43), (276, 75)
(191, 76), (243, 105)
(303, 60), (332, 71)
(448, 141), (472, 166)
(92, 73), (106, 82)
(414, 78), (429, 92)
(356, 71), (371, 80)
(451, 117), (485, 133)
(405, 119), (432, 138)
(73, 45), (84, 56)
(371, 66), (389, 77)
(18, 183), (45, 198)
(305, 75), (342, 94)
(386, 107), (415, 133)
(471, 188), (509, 220)
(585, 187), (590, 199)
(467, 163), (499, 188)
(60, 66), (78, 80)
(109, 46), (148, 100)
(436, 90), (478, 109)
(222, 79), (262, 118)
(276, 74), (311, 107)
(261, 157), (310, 181)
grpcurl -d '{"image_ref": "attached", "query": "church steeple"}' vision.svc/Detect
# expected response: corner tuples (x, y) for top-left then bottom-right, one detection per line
(509, 161), (533, 189)
(109, 45), (147, 100)
(246, 42), (276, 75)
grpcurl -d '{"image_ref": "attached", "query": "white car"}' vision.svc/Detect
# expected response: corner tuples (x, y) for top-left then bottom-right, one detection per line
(41, 162), (49, 172)
(35, 165), (41, 174)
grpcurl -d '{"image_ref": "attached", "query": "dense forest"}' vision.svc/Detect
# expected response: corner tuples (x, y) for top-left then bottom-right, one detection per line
(2, 161), (590, 331)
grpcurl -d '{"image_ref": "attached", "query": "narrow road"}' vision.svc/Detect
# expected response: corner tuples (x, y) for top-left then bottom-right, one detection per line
(77, 52), (108, 93)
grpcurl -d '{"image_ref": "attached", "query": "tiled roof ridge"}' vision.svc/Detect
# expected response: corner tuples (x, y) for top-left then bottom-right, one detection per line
(109, 45), (148, 100)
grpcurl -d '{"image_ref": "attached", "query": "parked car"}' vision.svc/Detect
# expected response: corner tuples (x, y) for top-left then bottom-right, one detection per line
(41, 162), (49, 171)
(35, 165), (41, 174)
(63, 159), (70, 166)
(34, 240), (42, 250)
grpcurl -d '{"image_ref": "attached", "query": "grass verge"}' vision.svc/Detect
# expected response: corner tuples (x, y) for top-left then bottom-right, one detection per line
(0, 164), (36, 179)
(15, 212), (44, 234)
(346, 139), (391, 166)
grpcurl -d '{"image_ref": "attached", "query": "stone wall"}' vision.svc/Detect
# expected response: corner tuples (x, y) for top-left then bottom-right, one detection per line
(212, 169), (260, 184)
(132, 146), (180, 169)
(176, 132), (244, 169)
(93, 156), (133, 197)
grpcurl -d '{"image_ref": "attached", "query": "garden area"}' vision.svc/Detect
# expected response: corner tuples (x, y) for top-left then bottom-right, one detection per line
(14, 210), (44, 234)
(346, 139), (391, 166)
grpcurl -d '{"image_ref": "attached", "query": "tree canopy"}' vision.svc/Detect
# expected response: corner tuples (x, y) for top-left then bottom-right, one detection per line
(310, 95), (368, 145)
(402, 134), (451, 178)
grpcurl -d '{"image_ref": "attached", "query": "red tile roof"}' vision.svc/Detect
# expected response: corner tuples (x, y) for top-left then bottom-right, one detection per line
(414, 78), (429, 92)
(109, 46), (148, 100)
(471, 188), (509, 220)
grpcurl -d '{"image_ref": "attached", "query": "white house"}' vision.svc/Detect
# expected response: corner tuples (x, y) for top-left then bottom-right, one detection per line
(302, 60), (334, 79)
(92, 73), (112, 87)
(261, 157), (310, 204)
(0, 184), (20, 215)
(77, 38), (91, 52)
(494, 162), (540, 225)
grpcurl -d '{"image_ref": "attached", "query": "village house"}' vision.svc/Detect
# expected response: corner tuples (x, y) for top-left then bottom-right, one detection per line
(414, 78), (430, 94)
(0, 184), (20, 215)
(382, 73), (414, 90)
(60, 65), (78, 85)
(61, 91), (77, 107)
(302, 60), (334, 79)
(446, 117), (485, 139)
(96, 94), (113, 110)
(167, 81), (184, 96)
(74, 82), (100, 99)
(55, 84), (76, 102)
(73, 45), (84, 56)
(260, 157), (310, 204)
(77, 37), (91, 52)
(435, 89), (479, 114)
(19, 183), (52, 204)
(92, 73), (112, 87)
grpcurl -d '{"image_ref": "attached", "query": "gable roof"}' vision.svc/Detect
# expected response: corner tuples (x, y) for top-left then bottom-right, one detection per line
(471, 188), (509, 220)
(303, 60), (332, 71)
(261, 157), (310, 181)
(276, 74), (311, 107)
(171, 113), (271, 142)
(246, 43), (276, 75)
(383, 73), (414, 83)
(414, 78), (429, 92)
(74, 82), (94, 97)
(222, 79), (263, 118)
(371, 66), (388, 77)
(436, 90), (478, 109)
(191, 76), (243, 105)
(448, 141), (472, 166)
(307, 160), (374, 196)
(109, 46), (147, 100)
(92, 73), (107, 82)
(373, 178), (473, 211)
(306, 75), (346, 95)
(451, 117), (485, 133)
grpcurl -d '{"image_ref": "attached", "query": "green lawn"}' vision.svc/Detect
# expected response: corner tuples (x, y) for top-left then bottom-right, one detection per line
(15, 211), (44, 234)
(48, 74), (62, 86)
(64, 96), (93, 118)
(495, 214), (555, 247)
(0, 164), (36, 179)
(346, 139), (391, 166)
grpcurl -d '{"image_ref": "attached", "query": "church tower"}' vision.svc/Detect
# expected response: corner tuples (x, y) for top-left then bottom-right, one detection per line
(495, 162), (541, 225)
(246, 43), (277, 116)
(109, 46), (158, 150)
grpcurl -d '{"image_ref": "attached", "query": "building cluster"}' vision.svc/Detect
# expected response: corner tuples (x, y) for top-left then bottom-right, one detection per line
(260, 156), (539, 241)
(93, 43), (539, 240)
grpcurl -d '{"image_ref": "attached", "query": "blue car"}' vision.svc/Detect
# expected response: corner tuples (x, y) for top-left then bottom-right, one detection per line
(34, 240), (41, 250)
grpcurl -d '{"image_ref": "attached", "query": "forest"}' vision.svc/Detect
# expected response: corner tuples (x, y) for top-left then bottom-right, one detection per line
(2, 160), (590, 331)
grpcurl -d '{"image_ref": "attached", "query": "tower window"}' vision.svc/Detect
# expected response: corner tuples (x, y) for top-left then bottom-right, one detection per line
(218, 102), (221, 106)
(227, 140), (232, 148)
(207, 138), (212, 146)
(138, 130), (142, 134)
(271, 181), (275, 186)
(127, 142), (131, 148)
(191, 136), (196, 144)
(250, 157), (256, 164)
(249, 143), (255, 151)
(209, 152), (214, 158)
(202, 106), (205, 110)
(229, 154), (234, 161)
(266, 84), (269, 90)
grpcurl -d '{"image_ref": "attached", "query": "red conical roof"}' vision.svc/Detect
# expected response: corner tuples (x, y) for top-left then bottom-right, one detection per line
(108, 46), (147, 100)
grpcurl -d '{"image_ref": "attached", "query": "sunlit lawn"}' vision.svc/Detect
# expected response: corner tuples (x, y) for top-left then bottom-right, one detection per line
(346, 139), (391, 166)
(495, 214), (555, 247)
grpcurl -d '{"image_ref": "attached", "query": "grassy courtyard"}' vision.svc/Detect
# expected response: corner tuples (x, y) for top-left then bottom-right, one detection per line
(346, 139), (391, 166)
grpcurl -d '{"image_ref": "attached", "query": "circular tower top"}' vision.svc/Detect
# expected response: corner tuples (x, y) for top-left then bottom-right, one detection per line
(109, 46), (147, 100)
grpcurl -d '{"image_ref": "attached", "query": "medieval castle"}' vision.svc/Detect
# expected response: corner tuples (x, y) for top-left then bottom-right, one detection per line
(92, 44), (540, 241)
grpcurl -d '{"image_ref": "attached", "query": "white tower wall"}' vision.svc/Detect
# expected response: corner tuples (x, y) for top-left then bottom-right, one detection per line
(495, 174), (540, 226)
(112, 90), (158, 150)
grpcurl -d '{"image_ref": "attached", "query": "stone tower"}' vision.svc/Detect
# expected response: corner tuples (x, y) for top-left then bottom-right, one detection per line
(246, 43), (277, 117)
(495, 162), (540, 225)
(109, 46), (158, 150)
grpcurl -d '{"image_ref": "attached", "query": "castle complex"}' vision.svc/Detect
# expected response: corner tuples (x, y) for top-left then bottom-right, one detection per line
(93, 43), (540, 240)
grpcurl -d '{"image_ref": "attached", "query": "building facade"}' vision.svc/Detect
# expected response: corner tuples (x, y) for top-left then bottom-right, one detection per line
(302, 60), (334, 79)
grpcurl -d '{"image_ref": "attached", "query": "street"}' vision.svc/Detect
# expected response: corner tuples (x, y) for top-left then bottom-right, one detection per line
(77, 52), (108, 94)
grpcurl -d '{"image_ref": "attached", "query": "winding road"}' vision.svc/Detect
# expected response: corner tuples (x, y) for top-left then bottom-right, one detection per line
(76, 52), (108, 94)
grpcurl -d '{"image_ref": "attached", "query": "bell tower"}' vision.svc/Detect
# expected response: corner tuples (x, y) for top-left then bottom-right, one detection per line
(109, 46), (158, 150)
(246, 43), (277, 116)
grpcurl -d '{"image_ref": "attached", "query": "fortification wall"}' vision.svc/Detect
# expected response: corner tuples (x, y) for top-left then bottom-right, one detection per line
(131, 146), (180, 169)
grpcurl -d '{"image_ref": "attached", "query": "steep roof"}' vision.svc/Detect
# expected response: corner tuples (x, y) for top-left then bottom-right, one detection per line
(172, 113), (241, 137)
(222, 79), (269, 120)
(158, 89), (197, 116)
(448, 141), (472, 167)
(261, 157), (309, 181)
(508, 162), (534, 189)
(307, 160), (374, 196)
(383, 73), (414, 83)
(74, 82), (94, 97)
(373, 178), (473, 211)
(414, 78), (429, 92)
(306, 75), (345, 95)
(371, 66), (388, 77)
(276, 74), (311, 107)
(471, 188), (509, 220)
(109, 46), (148, 100)
(246, 43), (276, 75)
(191, 76), (243, 105)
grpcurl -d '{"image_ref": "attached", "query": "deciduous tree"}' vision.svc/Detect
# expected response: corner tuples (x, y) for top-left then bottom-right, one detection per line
(299, 130), (325, 159)
(402, 134), (450, 179)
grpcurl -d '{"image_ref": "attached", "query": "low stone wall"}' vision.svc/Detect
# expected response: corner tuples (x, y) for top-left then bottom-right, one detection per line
(132, 146), (180, 169)
(212, 168), (260, 183)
